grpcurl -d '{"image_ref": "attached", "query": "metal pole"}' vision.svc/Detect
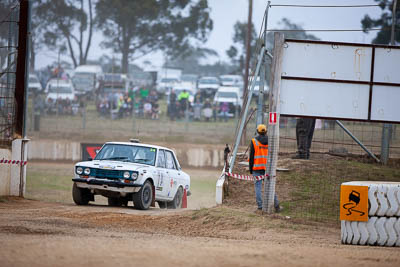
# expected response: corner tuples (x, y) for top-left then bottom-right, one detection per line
(391, 0), (398, 45)
(242, 0), (253, 145)
(263, 32), (284, 213)
(335, 120), (380, 163)
(381, 0), (397, 164)
(15, 0), (31, 138)
(256, 1), (270, 126)
(256, 65), (264, 126)
(229, 46), (265, 173)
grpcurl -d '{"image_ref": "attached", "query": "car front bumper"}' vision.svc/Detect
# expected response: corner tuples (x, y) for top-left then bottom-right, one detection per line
(73, 178), (142, 193)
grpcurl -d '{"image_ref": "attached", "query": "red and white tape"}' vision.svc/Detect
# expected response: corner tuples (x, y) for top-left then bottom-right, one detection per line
(0, 159), (27, 166)
(225, 172), (268, 181)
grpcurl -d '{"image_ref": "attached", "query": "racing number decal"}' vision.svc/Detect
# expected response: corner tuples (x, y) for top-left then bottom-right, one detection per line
(157, 171), (164, 188)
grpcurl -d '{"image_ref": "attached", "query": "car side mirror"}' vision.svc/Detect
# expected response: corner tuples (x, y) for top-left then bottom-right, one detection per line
(88, 157), (92, 161)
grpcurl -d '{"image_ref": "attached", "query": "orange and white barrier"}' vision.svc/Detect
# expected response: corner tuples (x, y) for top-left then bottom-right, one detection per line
(224, 172), (268, 181)
(0, 159), (27, 166)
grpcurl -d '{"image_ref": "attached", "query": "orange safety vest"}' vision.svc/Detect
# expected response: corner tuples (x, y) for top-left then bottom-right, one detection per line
(252, 138), (268, 170)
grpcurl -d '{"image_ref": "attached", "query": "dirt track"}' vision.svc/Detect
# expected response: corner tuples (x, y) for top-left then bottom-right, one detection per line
(0, 198), (399, 267)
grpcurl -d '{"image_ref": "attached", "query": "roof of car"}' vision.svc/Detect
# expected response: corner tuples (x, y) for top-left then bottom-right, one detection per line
(105, 142), (171, 151)
(217, 86), (240, 92)
(199, 76), (219, 80)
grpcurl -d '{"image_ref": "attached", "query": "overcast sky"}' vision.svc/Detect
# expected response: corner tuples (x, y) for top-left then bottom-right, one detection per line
(36, 0), (383, 70)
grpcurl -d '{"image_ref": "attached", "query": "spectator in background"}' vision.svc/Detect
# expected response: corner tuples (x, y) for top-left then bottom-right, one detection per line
(292, 118), (316, 159)
(212, 102), (218, 122)
(168, 90), (177, 120)
(193, 94), (203, 121)
(151, 102), (159, 120)
(202, 99), (212, 122)
(220, 102), (229, 122)
(143, 101), (152, 119)
(139, 87), (149, 100)
(178, 90), (190, 117)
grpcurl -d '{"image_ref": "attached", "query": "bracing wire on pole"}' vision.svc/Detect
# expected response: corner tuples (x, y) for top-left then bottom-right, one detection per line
(270, 4), (380, 8)
(266, 28), (394, 32)
(231, 5), (268, 151)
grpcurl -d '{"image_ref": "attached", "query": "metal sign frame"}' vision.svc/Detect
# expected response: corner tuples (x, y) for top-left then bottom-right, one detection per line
(280, 39), (400, 124)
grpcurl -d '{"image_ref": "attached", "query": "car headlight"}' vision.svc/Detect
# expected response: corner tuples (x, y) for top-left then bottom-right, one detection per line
(76, 167), (83, 175)
(84, 168), (91, 175)
(123, 171), (130, 179)
(131, 172), (138, 180)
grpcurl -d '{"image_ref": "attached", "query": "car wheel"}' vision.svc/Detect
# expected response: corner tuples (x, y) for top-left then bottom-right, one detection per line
(168, 187), (183, 209)
(107, 197), (122, 207)
(158, 201), (167, 209)
(133, 180), (153, 210)
(72, 183), (91, 205)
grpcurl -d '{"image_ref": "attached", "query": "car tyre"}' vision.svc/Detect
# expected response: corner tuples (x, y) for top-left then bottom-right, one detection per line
(108, 197), (122, 207)
(133, 180), (153, 210)
(168, 187), (183, 209)
(72, 182), (91, 205)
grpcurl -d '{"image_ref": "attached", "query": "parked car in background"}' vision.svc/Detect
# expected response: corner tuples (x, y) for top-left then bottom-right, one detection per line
(156, 77), (180, 94)
(28, 74), (43, 95)
(219, 74), (243, 88)
(181, 74), (198, 88)
(72, 65), (103, 96)
(197, 76), (220, 96)
(72, 141), (191, 210)
(99, 73), (129, 95)
(213, 86), (242, 117)
(45, 79), (75, 102)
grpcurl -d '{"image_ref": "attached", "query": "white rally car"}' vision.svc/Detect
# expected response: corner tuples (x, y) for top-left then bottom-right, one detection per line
(72, 141), (190, 210)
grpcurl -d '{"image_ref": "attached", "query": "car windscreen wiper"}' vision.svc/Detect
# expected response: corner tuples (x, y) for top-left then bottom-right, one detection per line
(134, 158), (150, 163)
(99, 157), (128, 161)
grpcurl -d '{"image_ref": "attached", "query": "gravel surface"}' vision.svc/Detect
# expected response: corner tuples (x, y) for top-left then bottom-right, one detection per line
(1, 198), (399, 267)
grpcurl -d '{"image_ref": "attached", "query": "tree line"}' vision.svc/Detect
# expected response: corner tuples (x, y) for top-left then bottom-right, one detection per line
(0, 0), (398, 76)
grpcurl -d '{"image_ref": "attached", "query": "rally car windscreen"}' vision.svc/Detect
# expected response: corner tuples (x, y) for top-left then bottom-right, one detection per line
(95, 144), (156, 166)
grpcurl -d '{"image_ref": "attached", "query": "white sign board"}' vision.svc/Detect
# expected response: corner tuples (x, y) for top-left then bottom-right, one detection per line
(279, 40), (400, 123)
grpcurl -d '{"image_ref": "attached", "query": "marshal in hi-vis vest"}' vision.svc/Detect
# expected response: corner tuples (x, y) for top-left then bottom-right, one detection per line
(252, 138), (268, 170)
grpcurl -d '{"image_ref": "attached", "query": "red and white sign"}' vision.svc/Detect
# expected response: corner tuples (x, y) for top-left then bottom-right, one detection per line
(269, 112), (277, 125)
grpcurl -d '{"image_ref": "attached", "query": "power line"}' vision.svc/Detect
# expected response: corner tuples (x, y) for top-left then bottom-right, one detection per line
(270, 4), (380, 8)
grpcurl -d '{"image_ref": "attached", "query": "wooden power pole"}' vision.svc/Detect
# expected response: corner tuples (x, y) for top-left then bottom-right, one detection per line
(241, 0), (253, 145)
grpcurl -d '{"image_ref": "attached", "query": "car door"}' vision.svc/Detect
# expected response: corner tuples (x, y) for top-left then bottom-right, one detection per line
(164, 150), (180, 200)
(155, 149), (169, 199)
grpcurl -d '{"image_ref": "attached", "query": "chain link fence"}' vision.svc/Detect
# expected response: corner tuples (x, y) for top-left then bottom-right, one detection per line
(0, 1), (20, 148)
(227, 111), (400, 225)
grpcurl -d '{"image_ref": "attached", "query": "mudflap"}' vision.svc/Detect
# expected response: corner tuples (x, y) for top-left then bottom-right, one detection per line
(151, 185), (156, 207)
(182, 189), (187, 208)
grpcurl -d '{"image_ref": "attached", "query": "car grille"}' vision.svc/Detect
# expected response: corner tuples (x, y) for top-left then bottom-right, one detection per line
(91, 168), (122, 179)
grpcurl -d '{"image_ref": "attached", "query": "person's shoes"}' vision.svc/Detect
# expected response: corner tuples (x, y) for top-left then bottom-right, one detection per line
(275, 206), (283, 213)
(291, 153), (307, 159)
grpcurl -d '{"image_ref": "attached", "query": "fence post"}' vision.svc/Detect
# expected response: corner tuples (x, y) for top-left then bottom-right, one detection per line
(263, 32), (284, 213)
(15, 0), (31, 138)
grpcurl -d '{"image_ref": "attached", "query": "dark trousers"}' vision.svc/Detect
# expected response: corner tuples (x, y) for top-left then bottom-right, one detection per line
(296, 118), (316, 156)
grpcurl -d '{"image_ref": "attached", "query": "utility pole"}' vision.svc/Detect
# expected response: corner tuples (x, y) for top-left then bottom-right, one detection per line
(242, 0), (253, 145)
(381, 0), (397, 164)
